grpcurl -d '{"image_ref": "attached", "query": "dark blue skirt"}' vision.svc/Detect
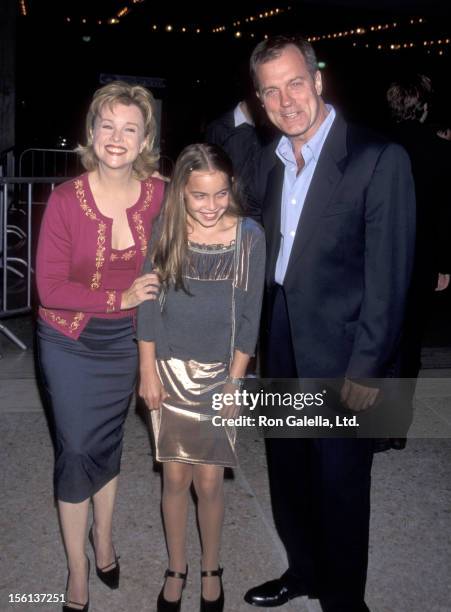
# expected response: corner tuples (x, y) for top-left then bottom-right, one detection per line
(37, 317), (138, 503)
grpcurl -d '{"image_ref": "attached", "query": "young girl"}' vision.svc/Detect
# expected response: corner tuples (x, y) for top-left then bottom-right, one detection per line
(137, 143), (265, 612)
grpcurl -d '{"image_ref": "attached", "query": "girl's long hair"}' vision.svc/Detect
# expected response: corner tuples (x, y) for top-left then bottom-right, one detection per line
(153, 143), (242, 292)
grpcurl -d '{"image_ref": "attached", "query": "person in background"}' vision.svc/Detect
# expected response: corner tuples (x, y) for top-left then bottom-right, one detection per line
(384, 73), (451, 448)
(243, 35), (415, 612)
(137, 143), (265, 612)
(205, 98), (262, 196)
(36, 81), (164, 612)
(206, 101), (265, 382)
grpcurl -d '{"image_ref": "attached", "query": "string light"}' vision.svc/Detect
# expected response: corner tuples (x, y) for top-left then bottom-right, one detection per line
(68, 2), (290, 32)
(354, 36), (450, 52)
(308, 21), (404, 43)
(58, 5), (441, 54)
(308, 18), (425, 43)
(19, 0), (28, 16)
(214, 5), (287, 33)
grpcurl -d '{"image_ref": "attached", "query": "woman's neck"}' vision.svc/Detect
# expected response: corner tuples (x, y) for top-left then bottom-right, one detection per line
(92, 165), (136, 193)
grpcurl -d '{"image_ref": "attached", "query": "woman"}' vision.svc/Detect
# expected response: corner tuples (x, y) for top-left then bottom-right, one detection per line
(36, 81), (164, 612)
(137, 143), (265, 612)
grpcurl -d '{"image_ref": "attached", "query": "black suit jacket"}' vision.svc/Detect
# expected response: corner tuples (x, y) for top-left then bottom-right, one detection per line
(205, 110), (261, 191)
(390, 121), (451, 285)
(249, 113), (416, 378)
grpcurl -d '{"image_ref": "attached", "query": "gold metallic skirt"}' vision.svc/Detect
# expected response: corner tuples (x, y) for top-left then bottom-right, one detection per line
(151, 358), (237, 467)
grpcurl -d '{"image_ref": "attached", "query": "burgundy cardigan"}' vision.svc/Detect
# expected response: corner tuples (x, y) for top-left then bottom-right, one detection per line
(36, 173), (164, 339)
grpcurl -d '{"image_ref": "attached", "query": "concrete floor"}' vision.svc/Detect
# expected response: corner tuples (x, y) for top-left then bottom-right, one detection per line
(0, 316), (450, 612)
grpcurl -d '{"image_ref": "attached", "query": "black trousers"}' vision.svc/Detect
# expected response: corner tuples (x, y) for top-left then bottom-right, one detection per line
(264, 285), (373, 612)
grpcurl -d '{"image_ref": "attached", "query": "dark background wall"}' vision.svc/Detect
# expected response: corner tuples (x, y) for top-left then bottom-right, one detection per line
(6, 0), (451, 162)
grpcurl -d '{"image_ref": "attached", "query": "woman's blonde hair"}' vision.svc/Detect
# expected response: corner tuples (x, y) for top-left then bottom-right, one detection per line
(153, 143), (242, 292)
(76, 81), (159, 179)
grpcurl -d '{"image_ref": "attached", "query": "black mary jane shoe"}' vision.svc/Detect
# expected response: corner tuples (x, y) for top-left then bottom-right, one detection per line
(157, 566), (188, 612)
(63, 557), (90, 612)
(88, 526), (120, 589)
(200, 567), (224, 612)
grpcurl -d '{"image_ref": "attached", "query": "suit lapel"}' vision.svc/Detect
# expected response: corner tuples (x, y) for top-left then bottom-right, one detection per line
(262, 159), (284, 284)
(284, 115), (348, 285)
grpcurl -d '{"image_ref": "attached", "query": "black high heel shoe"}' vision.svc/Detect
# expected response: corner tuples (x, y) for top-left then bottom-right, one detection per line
(88, 526), (120, 589)
(157, 565), (188, 612)
(63, 556), (90, 612)
(200, 567), (224, 612)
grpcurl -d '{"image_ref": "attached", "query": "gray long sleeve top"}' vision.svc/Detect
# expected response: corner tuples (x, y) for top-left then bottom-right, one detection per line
(136, 217), (265, 364)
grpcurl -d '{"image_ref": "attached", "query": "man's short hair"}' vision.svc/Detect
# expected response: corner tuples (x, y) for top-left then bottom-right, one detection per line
(250, 35), (318, 90)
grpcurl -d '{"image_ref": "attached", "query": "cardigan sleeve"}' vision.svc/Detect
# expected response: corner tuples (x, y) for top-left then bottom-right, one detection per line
(36, 188), (120, 313)
(234, 222), (266, 356)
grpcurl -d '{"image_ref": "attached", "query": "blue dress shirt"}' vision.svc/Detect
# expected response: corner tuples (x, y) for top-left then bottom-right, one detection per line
(275, 105), (336, 285)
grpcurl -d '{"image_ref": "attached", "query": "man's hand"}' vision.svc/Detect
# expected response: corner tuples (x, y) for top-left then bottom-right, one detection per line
(340, 378), (379, 412)
(435, 273), (450, 292)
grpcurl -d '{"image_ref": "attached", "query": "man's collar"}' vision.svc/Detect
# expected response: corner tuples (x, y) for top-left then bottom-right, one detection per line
(276, 104), (336, 165)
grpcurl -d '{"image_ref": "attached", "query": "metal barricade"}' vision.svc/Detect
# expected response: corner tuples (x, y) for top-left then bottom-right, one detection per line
(18, 148), (82, 178)
(0, 177), (65, 349)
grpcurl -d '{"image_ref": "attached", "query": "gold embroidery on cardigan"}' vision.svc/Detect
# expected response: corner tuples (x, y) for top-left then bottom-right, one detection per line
(70, 312), (85, 332)
(132, 180), (154, 255)
(110, 249), (136, 262)
(74, 179), (107, 291)
(74, 178), (155, 289)
(91, 221), (107, 289)
(106, 290), (116, 312)
(42, 308), (85, 334)
(75, 179), (99, 222)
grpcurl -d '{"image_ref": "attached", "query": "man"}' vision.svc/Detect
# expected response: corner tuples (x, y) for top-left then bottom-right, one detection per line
(243, 36), (416, 612)
(382, 74), (451, 449)
(206, 99), (267, 193)
(386, 74), (450, 376)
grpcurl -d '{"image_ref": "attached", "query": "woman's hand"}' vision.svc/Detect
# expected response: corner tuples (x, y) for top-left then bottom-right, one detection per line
(121, 272), (160, 310)
(139, 370), (168, 411)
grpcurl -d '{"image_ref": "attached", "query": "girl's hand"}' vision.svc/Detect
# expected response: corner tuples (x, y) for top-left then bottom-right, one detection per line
(139, 370), (168, 411)
(219, 381), (242, 419)
(121, 272), (160, 309)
